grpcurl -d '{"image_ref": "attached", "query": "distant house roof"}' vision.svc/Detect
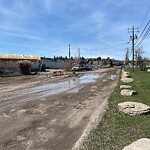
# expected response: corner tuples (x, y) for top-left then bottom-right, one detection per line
(0, 54), (40, 60)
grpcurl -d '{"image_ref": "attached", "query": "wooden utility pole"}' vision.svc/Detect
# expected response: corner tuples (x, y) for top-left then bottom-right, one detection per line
(132, 27), (135, 71)
(125, 48), (129, 65)
(128, 26), (138, 71)
(69, 44), (70, 59)
(78, 48), (80, 58)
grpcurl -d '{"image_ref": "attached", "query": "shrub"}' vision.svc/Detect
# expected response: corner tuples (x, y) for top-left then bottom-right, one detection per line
(18, 60), (31, 75)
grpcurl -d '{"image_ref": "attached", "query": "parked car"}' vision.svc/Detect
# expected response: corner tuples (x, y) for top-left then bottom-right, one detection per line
(101, 65), (107, 68)
(91, 64), (98, 69)
(71, 65), (82, 71)
(82, 65), (92, 70)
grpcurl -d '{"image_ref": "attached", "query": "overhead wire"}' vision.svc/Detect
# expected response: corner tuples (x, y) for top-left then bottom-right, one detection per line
(136, 26), (150, 47)
(129, 48), (132, 58)
(54, 45), (68, 51)
(77, 42), (129, 51)
(134, 3), (150, 48)
(47, 45), (69, 56)
(139, 5), (150, 28)
(135, 20), (150, 45)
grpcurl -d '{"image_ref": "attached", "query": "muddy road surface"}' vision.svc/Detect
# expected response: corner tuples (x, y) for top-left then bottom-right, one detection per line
(0, 68), (119, 150)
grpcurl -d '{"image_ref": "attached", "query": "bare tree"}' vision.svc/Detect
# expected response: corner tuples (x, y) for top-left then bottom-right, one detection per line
(135, 47), (144, 68)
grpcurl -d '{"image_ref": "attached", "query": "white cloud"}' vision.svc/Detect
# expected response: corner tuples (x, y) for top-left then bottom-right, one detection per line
(0, 0), (149, 59)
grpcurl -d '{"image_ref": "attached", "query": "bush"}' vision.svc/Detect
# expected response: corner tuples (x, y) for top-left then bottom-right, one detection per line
(18, 60), (31, 75)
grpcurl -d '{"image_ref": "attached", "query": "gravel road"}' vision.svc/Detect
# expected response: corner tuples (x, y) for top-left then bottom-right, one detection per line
(0, 68), (119, 150)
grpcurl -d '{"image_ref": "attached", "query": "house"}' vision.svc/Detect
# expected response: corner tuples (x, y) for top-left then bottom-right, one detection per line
(0, 54), (40, 75)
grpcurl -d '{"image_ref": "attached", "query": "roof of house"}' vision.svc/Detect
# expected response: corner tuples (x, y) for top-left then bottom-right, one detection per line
(0, 54), (40, 60)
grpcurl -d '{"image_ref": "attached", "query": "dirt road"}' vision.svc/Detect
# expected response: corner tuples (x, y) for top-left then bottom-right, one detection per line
(0, 68), (119, 150)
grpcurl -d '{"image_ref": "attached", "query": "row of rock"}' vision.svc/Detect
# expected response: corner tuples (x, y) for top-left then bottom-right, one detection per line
(119, 70), (150, 115)
(119, 70), (150, 150)
(121, 70), (133, 83)
(120, 70), (136, 96)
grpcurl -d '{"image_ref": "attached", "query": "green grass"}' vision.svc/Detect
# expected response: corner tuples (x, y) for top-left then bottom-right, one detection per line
(82, 69), (150, 150)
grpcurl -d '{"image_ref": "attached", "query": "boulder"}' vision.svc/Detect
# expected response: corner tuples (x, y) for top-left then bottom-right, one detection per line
(118, 102), (150, 115)
(120, 89), (137, 96)
(122, 72), (130, 76)
(122, 71), (129, 74)
(122, 73), (131, 78)
(122, 70), (129, 74)
(147, 69), (150, 72)
(121, 78), (133, 83)
(120, 85), (132, 89)
(122, 138), (150, 150)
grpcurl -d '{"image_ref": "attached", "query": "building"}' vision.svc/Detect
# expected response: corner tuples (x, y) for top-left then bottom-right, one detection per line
(41, 60), (70, 69)
(0, 54), (40, 75)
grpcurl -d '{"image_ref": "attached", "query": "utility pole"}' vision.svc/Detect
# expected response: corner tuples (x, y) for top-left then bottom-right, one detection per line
(128, 26), (138, 71)
(69, 44), (70, 59)
(125, 48), (129, 66)
(78, 48), (80, 58)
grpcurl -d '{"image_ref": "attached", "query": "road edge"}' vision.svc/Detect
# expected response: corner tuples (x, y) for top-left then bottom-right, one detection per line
(72, 69), (120, 150)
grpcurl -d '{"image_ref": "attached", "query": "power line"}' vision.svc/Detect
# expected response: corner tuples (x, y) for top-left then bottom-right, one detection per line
(54, 45), (68, 51)
(129, 48), (132, 58)
(139, 5), (150, 28)
(136, 26), (150, 47)
(135, 20), (150, 45)
(77, 42), (128, 51)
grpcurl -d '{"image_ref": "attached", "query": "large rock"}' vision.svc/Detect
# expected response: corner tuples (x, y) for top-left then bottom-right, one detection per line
(120, 89), (137, 96)
(122, 70), (129, 74)
(120, 85), (132, 89)
(118, 102), (150, 115)
(122, 71), (130, 77)
(147, 69), (150, 72)
(122, 73), (131, 78)
(121, 78), (133, 83)
(122, 138), (150, 150)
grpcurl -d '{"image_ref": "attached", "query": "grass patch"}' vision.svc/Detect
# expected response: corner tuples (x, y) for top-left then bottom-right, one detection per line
(82, 69), (150, 150)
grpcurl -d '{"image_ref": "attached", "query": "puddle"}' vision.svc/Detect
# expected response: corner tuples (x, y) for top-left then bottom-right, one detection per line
(30, 73), (101, 96)
(79, 73), (100, 84)
(109, 75), (117, 80)
(0, 73), (104, 101)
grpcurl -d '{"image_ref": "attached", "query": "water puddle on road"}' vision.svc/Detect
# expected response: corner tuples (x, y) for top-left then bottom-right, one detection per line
(79, 73), (100, 84)
(29, 73), (102, 96)
(109, 74), (117, 80)
(0, 73), (106, 102)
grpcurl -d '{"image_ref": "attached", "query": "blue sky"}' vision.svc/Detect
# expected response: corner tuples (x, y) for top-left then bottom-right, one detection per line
(0, 0), (150, 59)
